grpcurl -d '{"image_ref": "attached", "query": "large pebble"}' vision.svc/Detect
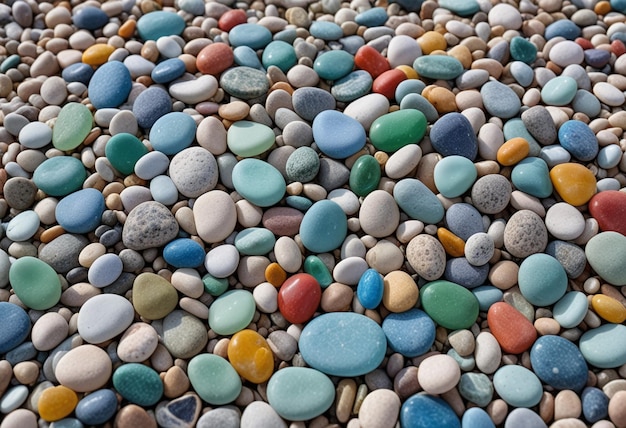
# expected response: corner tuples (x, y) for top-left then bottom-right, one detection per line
(493, 365), (543, 408)
(420, 280), (479, 329)
(585, 232), (626, 286)
(9, 257), (61, 310)
(55, 345), (112, 392)
(77, 294), (135, 343)
(312, 110), (366, 159)
(0, 302), (30, 354)
(530, 335), (588, 391)
(430, 112), (478, 160)
(122, 201), (179, 251)
(188, 354), (241, 405)
(400, 395), (460, 428)
(88, 61), (132, 109)
(579, 324), (626, 368)
(300, 200), (347, 252)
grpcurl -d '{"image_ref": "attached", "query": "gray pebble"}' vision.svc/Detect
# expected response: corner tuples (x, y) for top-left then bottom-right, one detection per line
(365, 368), (393, 390)
(292, 87), (336, 121)
(545, 240), (586, 279)
(267, 330), (298, 361)
(3, 177), (37, 210)
(162, 310), (208, 359)
(481, 80), (520, 119)
(521, 105), (557, 145)
(285, 146), (320, 183)
(464, 233), (495, 266)
(197, 407), (241, 428)
(39, 234), (89, 274)
(471, 174), (512, 214)
(169, 147), (218, 198)
(119, 248), (145, 273)
(503, 209), (548, 259)
(122, 201), (179, 251)
(444, 257), (490, 288)
(282, 121), (313, 148)
(317, 157), (349, 191)
(102, 272), (135, 296)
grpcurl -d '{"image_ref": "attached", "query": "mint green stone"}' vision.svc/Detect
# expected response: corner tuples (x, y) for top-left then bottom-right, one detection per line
(104, 133), (149, 175)
(234, 227), (276, 255)
(267, 367), (335, 421)
(112, 363), (163, 406)
(420, 280), (479, 330)
(208, 289), (256, 335)
(433, 155), (477, 198)
(349, 155), (381, 197)
(541, 76), (577, 106)
(52, 103), (93, 151)
(313, 50), (355, 81)
(585, 231), (626, 286)
(232, 159), (286, 207)
(303, 255), (333, 288)
(262, 41), (297, 73)
(188, 354), (242, 405)
(413, 56), (464, 80)
(438, 0), (479, 16)
(510, 37), (537, 64)
(33, 156), (87, 197)
(369, 109), (427, 152)
(579, 324), (626, 368)
(9, 256), (61, 310)
(227, 121), (275, 157)
(202, 274), (229, 296)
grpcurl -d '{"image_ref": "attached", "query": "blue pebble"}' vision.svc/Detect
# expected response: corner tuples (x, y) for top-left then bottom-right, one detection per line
(229, 23), (272, 49)
(75, 389), (118, 425)
(234, 228), (276, 256)
(444, 258), (489, 289)
(285, 195), (313, 211)
(151, 58), (186, 84)
(610, 31), (626, 44)
(312, 110), (366, 159)
(597, 144), (623, 169)
(581, 387), (609, 423)
(5, 341), (36, 366)
(461, 407), (495, 428)
(504, 408), (547, 428)
(481, 80), (521, 119)
(132, 87), (172, 129)
(55, 188), (105, 234)
(584, 49), (611, 68)
(355, 7), (388, 27)
(314, 50), (355, 81)
(511, 157), (553, 198)
(399, 94), (439, 123)
(357, 268), (384, 309)
(544, 20), (581, 40)
(274, 28), (297, 44)
(445, 203), (484, 241)
(88, 61), (132, 110)
(339, 35), (365, 55)
(572, 89), (602, 118)
(539, 144), (571, 168)
(0, 302), (30, 354)
(471, 285), (503, 312)
(430, 112), (478, 160)
(509, 61), (534, 87)
(530, 335), (588, 391)
(233, 46), (265, 70)
(72, 6), (109, 31)
(62, 63), (94, 85)
(401, 394), (460, 428)
(149, 112), (197, 155)
(330, 70), (373, 103)
(395, 79), (426, 103)
(382, 309), (435, 358)
(309, 21), (343, 41)
(299, 200), (347, 253)
(163, 238), (205, 268)
(393, 178), (444, 224)
(136, 11), (185, 40)
(558, 120), (598, 162)
(50, 419), (84, 428)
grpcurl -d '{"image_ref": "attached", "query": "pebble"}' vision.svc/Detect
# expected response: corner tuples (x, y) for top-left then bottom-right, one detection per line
(208, 290), (255, 336)
(9, 256), (61, 310)
(149, 112), (197, 155)
(55, 345), (112, 392)
(579, 324), (626, 368)
(136, 11), (185, 40)
(400, 395), (460, 428)
(112, 363), (163, 406)
(132, 272), (178, 320)
(55, 188), (105, 234)
(589, 190), (626, 236)
(488, 302), (537, 354)
(420, 280), (479, 329)
(382, 308), (435, 358)
(240, 401), (285, 428)
(370, 109), (427, 152)
(232, 159), (286, 207)
(518, 253), (568, 306)
(77, 294), (134, 344)
(88, 61), (132, 110)
(430, 112), (478, 160)
(493, 365), (543, 408)
(188, 354), (242, 405)
(162, 310), (208, 359)
(0, 302), (30, 354)
(418, 354), (461, 395)
(585, 232), (626, 286)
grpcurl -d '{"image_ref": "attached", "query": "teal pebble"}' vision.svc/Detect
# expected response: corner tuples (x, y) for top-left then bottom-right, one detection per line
(447, 348), (475, 371)
(314, 50), (355, 81)
(509, 37), (537, 64)
(541, 76), (578, 106)
(177, 0), (205, 15)
(202, 274), (229, 296)
(112, 363), (163, 406)
(6, 210), (40, 242)
(433, 155), (477, 198)
(393, 178), (444, 224)
(395, 79), (426, 102)
(303, 255), (333, 288)
(579, 323), (626, 368)
(299, 200), (347, 253)
(511, 157), (553, 198)
(493, 365), (543, 408)
(274, 28), (298, 44)
(136, 11), (185, 40)
(50, 418), (84, 428)
(285, 195), (313, 211)
(438, 0), (480, 16)
(309, 21), (343, 40)
(461, 408), (495, 428)
(208, 290), (256, 335)
(503, 118), (541, 157)
(518, 253), (567, 306)
(401, 395), (460, 428)
(356, 268), (384, 309)
(187, 354), (242, 405)
(354, 7), (388, 26)
(0, 54), (20, 73)
(105, 133), (149, 175)
(413, 55), (464, 80)
(459, 373), (493, 407)
(262, 41), (297, 73)
(585, 231), (626, 286)
(33, 156), (87, 197)
(330, 70), (373, 102)
(286, 147), (320, 183)
(228, 23), (272, 49)
(231, 158), (286, 207)
(234, 228), (276, 256)
(149, 112), (197, 155)
(399, 94), (439, 122)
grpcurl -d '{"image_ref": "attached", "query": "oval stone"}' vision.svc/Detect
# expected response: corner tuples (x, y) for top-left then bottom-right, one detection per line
(227, 121), (275, 157)
(9, 256), (61, 310)
(579, 324), (626, 368)
(299, 200), (347, 253)
(52, 103), (93, 151)
(401, 395), (460, 428)
(530, 335), (588, 391)
(369, 109), (427, 152)
(55, 188), (105, 234)
(487, 302), (537, 354)
(232, 159), (286, 207)
(234, 228), (276, 256)
(382, 308), (435, 358)
(585, 232), (626, 286)
(357, 268), (384, 309)
(278, 273), (321, 324)
(349, 155), (381, 197)
(77, 294), (135, 343)
(393, 178), (444, 224)
(430, 112), (477, 160)
(518, 253), (568, 306)
(188, 354), (242, 405)
(149, 112), (197, 155)
(493, 365), (543, 408)
(136, 11), (185, 40)
(541, 76), (578, 106)
(33, 156), (87, 197)
(299, 312), (386, 376)
(558, 120), (599, 161)
(112, 363), (163, 406)
(105, 133), (149, 175)
(75, 389), (118, 426)
(0, 302), (30, 354)
(229, 23), (272, 49)
(87, 61), (132, 109)
(314, 50), (355, 81)
(208, 290), (256, 336)
(589, 190), (626, 236)
(220, 66), (270, 100)
(413, 55), (464, 80)
(433, 155), (477, 198)
(312, 110), (366, 159)
(420, 280), (479, 330)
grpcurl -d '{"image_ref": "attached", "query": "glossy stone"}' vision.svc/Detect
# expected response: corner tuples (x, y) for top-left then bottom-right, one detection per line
(433, 155), (477, 198)
(227, 329), (274, 383)
(550, 163), (596, 206)
(413, 55), (464, 80)
(314, 50), (355, 81)
(420, 280), (479, 330)
(357, 268), (384, 309)
(52, 103), (93, 151)
(9, 256), (61, 310)
(38, 385), (78, 422)
(401, 394), (461, 428)
(487, 302), (537, 354)
(579, 324), (626, 368)
(227, 121), (275, 157)
(349, 155), (381, 197)
(588, 190), (626, 235)
(382, 309), (435, 357)
(112, 363), (163, 406)
(188, 354), (242, 405)
(136, 11), (185, 40)
(585, 232), (626, 286)
(278, 273), (321, 324)
(530, 335), (588, 391)
(518, 253), (568, 306)
(208, 290), (256, 336)
(75, 389), (117, 425)
(299, 200), (347, 252)
(369, 109), (427, 152)
(231, 159), (286, 207)
(303, 255), (333, 288)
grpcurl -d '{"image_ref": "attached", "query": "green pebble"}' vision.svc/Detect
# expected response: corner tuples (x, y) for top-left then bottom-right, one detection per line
(132, 272), (178, 320)
(234, 228), (276, 256)
(262, 40), (297, 73)
(585, 231), (626, 286)
(105, 133), (149, 175)
(303, 255), (333, 288)
(52, 103), (93, 151)
(188, 354), (242, 405)
(349, 155), (381, 197)
(509, 37), (537, 64)
(33, 156), (87, 197)
(420, 280), (479, 330)
(413, 55), (464, 80)
(112, 363), (163, 406)
(227, 121), (275, 157)
(9, 256), (61, 310)
(202, 273), (229, 296)
(369, 109), (427, 152)
(541, 76), (577, 106)
(208, 289), (256, 335)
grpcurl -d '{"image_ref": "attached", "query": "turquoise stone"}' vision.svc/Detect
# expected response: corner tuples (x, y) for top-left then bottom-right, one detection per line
(266, 367), (335, 421)
(9, 256), (61, 310)
(228, 23), (272, 49)
(299, 200), (347, 253)
(433, 155), (477, 198)
(314, 50), (355, 81)
(0, 54), (20, 73)
(395, 79), (426, 102)
(420, 280), (479, 330)
(136, 11), (185, 40)
(401, 395), (460, 428)
(286, 195), (313, 211)
(309, 21), (343, 41)
(33, 156), (87, 197)
(220, 67), (270, 100)
(349, 155), (381, 197)
(234, 228), (276, 256)
(188, 354), (242, 405)
(202, 274), (229, 296)
(541, 76), (578, 106)
(233, 46), (264, 70)
(149, 112), (196, 155)
(471, 285), (503, 312)
(303, 255), (333, 288)
(105, 133), (149, 175)
(459, 373), (493, 407)
(227, 121), (275, 157)
(330, 70), (373, 102)
(355, 7), (388, 26)
(413, 56), (464, 80)
(208, 290), (255, 335)
(438, 0), (480, 16)
(448, 349), (475, 371)
(357, 268), (384, 309)
(261, 41), (297, 73)
(518, 253), (567, 306)
(503, 119), (541, 157)
(232, 159), (286, 207)
(462, 408), (495, 428)
(393, 178), (444, 224)
(509, 37), (537, 64)
(299, 312), (386, 376)
(511, 157), (553, 198)
(585, 232), (626, 286)
(369, 109), (427, 152)
(553, 291), (588, 328)
(112, 363), (163, 406)
(579, 323), (626, 368)
(493, 365), (543, 407)
(285, 147), (320, 183)
(52, 103), (93, 151)
(399, 94), (439, 122)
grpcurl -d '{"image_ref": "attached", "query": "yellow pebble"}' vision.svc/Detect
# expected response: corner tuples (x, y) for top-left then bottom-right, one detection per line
(382, 270), (419, 313)
(265, 262), (287, 287)
(448, 45), (473, 69)
(549, 163), (597, 206)
(82, 44), (115, 66)
(497, 137), (530, 166)
(38, 385), (78, 422)
(595, 1), (611, 15)
(591, 294), (626, 323)
(396, 65), (418, 79)
(437, 227), (465, 257)
(227, 329), (274, 383)
(418, 31), (447, 54)
(118, 19), (136, 39)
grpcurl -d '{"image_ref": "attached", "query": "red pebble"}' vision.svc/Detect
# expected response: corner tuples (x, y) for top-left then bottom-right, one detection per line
(218, 9), (247, 32)
(589, 190), (626, 235)
(487, 302), (537, 354)
(354, 45), (390, 79)
(262, 207), (304, 236)
(372, 69), (407, 99)
(611, 39), (626, 57)
(575, 37), (593, 50)
(196, 43), (234, 75)
(278, 273), (321, 324)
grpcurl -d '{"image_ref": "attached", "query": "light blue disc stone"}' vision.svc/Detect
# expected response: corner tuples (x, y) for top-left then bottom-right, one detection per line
(309, 21), (343, 40)
(233, 46), (264, 70)
(393, 178), (444, 224)
(149, 112), (197, 155)
(461, 407), (495, 428)
(227, 120), (275, 157)
(511, 157), (553, 198)
(433, 155), (477, 198)
(312, 110), (366, 159)
(55, 188), (105, 234)
(299, 200), (347, 253)
(579, 323), (626, 368)
(438, 0), (480, 16)
(228, 23), (272, 50)
(382, 308), (435, 358)
(299, 312), (386, 377)
(481, 80), (521, 119)
(493, 365), (543, 408)
(6, 210), (40, 242)
(136, 11), (185, 40)
(472, 285), (504, 312)
(231, 158), (286, 207)
(518, 253), (567, 306)
(539, 144), (571, 168)
(354, 7), (388, 26)
(33, 155), (87, 197)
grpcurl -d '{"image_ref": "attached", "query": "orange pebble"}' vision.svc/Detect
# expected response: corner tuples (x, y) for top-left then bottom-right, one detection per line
(595, 0), (611, 15)
(448, 45), (473, 69)
(265, 262), (287, 287)
(40, 225), (65, 243)
(497, 137), (530, 166)
(118, 19), (136, 38)
(396, 65), (418, 79)
(591, 294), (626, 323)
(82, 44), (115, 66)
(437, 227), (465, 257)
(227, 329), (274, 383)
(426, 86), (457, 113)
(418, 31), (447, 54)
(549, 163), (597, 206)
(38, 386), (78, 422)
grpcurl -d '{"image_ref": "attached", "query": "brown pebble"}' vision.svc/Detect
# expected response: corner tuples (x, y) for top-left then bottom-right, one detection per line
(162, 365), (190, 399)
(486, 399), (508, 425)
(534, 317), (561, 336)
(115, 404), (157, 428)
(218, 101), (250, 122)
(393, 366), (420, 399)
(320, 282), (353, 312)
(540, 391), (555, 423)
(335, 379), (357, 423)
(554, 389), (582, 420)
(12, 361), (39, 386)
(0, 360), (13, 397)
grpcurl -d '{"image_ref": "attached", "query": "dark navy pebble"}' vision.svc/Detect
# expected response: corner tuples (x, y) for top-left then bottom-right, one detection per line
(62, 63), (94, 85)
(429, 112), (478, 160)
(132, 86), (172, 129)
(584, 49), (611, 68)
(73, 6), (109, 30)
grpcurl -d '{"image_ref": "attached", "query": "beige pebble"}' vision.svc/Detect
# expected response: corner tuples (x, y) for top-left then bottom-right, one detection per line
(417, 354), (460, 395)
(150, 344), (174, 373)
(179, 297), (210, 319)
(193, 190), (237, 243)
(486, 399), (509, 425)
(385, 144), (422, 179)
(554, 389), (582, 420)
(365, 239), (404, 275)
(117, 322), (159, 363)
(79, 243), (107, 268)
(510, 190), (546, 217)
(60, 282), (102, 307)
(406, 234), (446, 280)
(0, 409), (38, 428)
(196, 116), (227, 155)
(359, 190), (399, 238)
(534, 317), (561, 336)
(448, 329), (475, 357)
(237, 255), (270, 287)
(218, 101), (250, 121)
(551, 419), (588, 428)
(335, 379), (357, 423)
(170, 268), (204, 298)
(358, 389), (401, 428)
(475, 331), (502, 374)
(320, 282), (353, 313)
(55, 344), (112, 392)
(396, 220), (424, 244)
(604, 379), (626, 399)
(609, 392), (626, 428)
(382, 270), (419, 313)
(540, 391), (555, 423)
(12, 361), (39, 385)
(115, 404), (157, 428)
(31, 311), (69, 351)
(488, 260), (519, 290)
(39, 76), (67, 105)
(162, 365), (190, 399)
(0, 360), (13, 398)
(274, 236), (302, 273)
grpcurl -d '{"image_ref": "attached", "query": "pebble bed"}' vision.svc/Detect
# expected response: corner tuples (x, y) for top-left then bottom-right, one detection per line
(1, 0), (626, 426)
